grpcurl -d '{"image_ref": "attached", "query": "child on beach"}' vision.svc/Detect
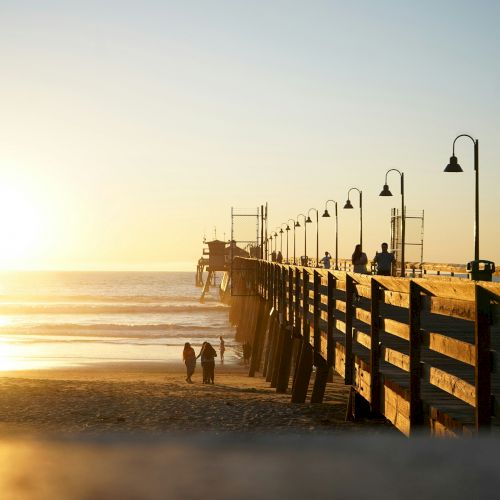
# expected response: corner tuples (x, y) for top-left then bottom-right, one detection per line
(182, 342), (196, 384)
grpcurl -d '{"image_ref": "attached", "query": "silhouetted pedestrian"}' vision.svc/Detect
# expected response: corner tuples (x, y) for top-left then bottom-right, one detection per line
(352, 244), (368, 274)
(277, 251), (283, 263)
(373, 242), (395, 276)
(182, 342), (196, 384)
(197, 341), (217, 384)
(320, 251), (331, 269)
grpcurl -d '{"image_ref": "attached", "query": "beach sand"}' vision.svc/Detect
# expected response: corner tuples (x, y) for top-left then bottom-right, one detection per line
(0, 360), (393, 436)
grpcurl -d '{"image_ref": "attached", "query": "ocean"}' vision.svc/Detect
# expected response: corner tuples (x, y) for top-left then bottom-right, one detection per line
(0, 271), (235, 371)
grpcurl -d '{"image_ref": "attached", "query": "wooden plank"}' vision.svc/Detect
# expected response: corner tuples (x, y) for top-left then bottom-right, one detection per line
(382, 290), (409, 308)
(335, 300), (347, 314)
(421, 330), (475, 366)
(372, 276), (409, 294)
(355, 284), (371, 300)
(381, 346), (410, 372)
(421, 364), (475, 407)
(413, 279), (476, 301)
(424, 296), (475, 321)
(380, 318), (409, 341)
(355, 308), (371, 326)
(353, 329), (371, 350)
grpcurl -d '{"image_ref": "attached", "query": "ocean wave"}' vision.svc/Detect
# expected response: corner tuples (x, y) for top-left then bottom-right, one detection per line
(0, 322), (226, 334)
(0, 303), (228, 315)
(0, 294), (205, 303)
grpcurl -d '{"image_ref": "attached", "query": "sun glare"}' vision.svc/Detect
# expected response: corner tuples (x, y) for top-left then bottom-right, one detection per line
(0, 185), (43, 269)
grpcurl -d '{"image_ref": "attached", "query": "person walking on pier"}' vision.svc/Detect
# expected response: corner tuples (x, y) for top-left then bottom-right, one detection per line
(182, 342), (196, 384)
(352, 244), (368, 274)
(276, 251), (283, 263)
(373, 242), (396, 276)
(197, 341), (217, 384)
(320, 251), (331, 269)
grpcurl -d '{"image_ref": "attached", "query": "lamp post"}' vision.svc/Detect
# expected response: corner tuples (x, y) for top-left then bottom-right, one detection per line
(306, 208), (319, 267)
(296, 214), (307, 265)
(445, 134), (479, 262)
(286, 219), (295, 263)
(322, 199), (339, 270)
(344, 187), (363, 250)
(379, 169), (405, 277)
(273, 232), (278, 257)
(279, 226), (285, 254)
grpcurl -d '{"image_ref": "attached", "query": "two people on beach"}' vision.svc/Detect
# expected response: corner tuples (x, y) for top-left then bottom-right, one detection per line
(182, 341), (218, 384)
(351, 243), (395, 275)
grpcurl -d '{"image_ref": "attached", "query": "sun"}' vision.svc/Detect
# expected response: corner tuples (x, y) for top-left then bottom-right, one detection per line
(0, 185), (43, 269)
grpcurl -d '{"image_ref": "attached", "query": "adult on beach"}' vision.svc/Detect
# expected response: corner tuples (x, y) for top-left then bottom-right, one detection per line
(352, 244), (368, 274)
(320, 251), (331, 269)
(197, 341), (217, 384)
(182, 342), (196, 384)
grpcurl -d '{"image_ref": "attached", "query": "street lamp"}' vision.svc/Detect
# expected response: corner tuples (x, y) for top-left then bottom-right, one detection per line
(322, 199), (339, 270)
(379, 169), (405, 277)
(286, 219), (296, 264)
(296, 213), (307, 265)
(444, 134), (479, 262)
(344, 187), (363, 250)
(279, 226), (285, 254)
(306, 208), (319, 267)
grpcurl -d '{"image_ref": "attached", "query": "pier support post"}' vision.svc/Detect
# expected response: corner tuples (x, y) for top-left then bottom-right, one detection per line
(249, 298), (267, 377)
(291, 340), (313, 403)
(311, 353), (329, 403)
(276, 324), (294, 393)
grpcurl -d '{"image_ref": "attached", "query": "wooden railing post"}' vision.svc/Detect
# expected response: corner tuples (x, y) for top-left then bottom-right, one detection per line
(327, 272), (336, 369)
(370, 278), (381, 414)
(311, 270), (329, 403)
(475, 284), (491, 431)
(409, 280), (423, 431)
(344, 274), (354, 385)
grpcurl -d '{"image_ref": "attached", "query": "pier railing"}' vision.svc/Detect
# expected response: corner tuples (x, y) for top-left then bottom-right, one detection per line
(230, 257), (500, 436)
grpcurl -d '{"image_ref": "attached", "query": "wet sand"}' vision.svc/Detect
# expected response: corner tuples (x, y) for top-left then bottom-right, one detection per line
(0, 360), (392, 436)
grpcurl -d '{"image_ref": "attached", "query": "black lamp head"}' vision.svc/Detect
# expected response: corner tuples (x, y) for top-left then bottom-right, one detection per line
(322, 209), (330, 218)
(295, 221), (301, 228)
(286, 225), (290, 231)
(305, 216), (312, 223)
(444, 155), (463, 172)
(344, 199), (353, 209)
(379, 184), (392, 196)
(279, 228), (283, 234)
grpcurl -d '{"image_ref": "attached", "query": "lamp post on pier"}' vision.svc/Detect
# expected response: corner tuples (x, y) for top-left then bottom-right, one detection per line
(296, 214), (307, 265)
(379, 169), (405, 277)
(306, 208), (319, 267)
(287, 219), (296, 264)
(444, 135), (493, 281)
(344, 187), (363, 250)
(445, 134), (479, 261)
(322, 199), (339, 270)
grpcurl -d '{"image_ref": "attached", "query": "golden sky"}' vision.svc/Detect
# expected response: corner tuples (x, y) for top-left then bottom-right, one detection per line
(0, 1), (499, 270)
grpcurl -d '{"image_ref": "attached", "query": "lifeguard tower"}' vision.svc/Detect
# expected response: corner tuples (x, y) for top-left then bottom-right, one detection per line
(198, 239), (227, 302)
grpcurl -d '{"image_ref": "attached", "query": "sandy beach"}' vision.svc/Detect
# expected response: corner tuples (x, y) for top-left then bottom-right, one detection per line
(0, 360), (393, 437)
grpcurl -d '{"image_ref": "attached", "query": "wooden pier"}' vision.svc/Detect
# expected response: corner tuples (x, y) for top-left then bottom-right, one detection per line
(230, 257), (500, 436)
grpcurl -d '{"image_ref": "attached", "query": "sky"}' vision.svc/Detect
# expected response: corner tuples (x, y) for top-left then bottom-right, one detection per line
(0, 0), (499, 270)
